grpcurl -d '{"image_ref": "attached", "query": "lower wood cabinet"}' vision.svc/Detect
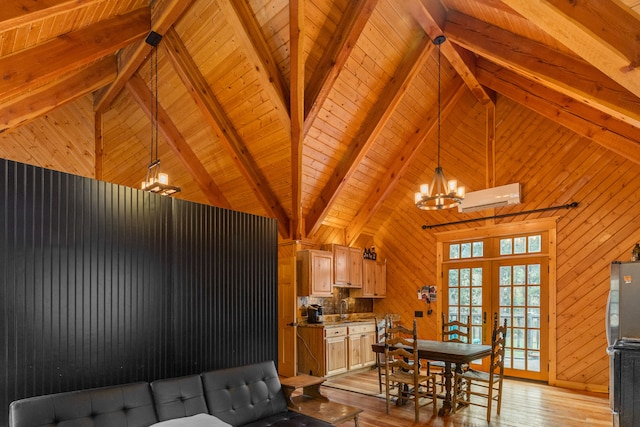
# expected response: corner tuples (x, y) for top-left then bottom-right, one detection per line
(347, 323), (377, 370)
(297, 322), (375, 377)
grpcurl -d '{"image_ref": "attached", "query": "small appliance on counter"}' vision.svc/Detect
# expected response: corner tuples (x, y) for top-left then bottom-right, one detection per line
(307, 304), (324, 324)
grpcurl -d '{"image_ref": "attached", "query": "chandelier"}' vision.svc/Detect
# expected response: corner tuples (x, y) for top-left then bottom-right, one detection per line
(140, 31), (180, 196)
(414, 35), (464, 210)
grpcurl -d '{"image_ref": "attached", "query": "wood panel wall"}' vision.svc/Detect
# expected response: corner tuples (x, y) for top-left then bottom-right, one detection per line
(373, 95), (640, 391)
(0, 159), (278, 427)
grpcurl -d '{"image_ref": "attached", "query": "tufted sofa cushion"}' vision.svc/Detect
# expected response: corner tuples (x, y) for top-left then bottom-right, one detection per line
(201, 361), (329, 427)
(8, 381), (158, 427)
(150, 374), (209, 422)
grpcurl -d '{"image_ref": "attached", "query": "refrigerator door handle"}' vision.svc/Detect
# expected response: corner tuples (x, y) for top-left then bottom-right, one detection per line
(606, 291), (611, 347)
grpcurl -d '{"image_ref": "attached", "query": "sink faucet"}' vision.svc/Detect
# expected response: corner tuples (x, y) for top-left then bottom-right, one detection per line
(339, 298), (349, 320)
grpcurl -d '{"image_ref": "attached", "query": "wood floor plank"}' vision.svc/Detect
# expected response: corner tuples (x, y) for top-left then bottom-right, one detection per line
(314, 368), (611, 426)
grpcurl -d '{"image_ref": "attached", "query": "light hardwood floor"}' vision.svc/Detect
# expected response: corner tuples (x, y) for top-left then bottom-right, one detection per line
(318, 368), (611, 427)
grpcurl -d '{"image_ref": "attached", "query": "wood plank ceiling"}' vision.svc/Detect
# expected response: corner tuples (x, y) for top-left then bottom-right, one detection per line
(1, 0), (639, 243)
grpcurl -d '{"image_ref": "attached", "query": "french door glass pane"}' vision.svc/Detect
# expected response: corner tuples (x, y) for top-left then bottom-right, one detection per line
(528, 235), (541, 252)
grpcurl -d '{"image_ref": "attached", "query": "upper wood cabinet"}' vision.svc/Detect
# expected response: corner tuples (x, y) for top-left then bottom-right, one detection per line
(325, 244), (362, 288)
(353, 259), (386, 298)
(297, 249), (333, 297)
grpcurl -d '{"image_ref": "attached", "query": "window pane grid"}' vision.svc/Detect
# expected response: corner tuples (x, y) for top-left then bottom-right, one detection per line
(447, 266), (483, 344)
(498, 263), (542, 372)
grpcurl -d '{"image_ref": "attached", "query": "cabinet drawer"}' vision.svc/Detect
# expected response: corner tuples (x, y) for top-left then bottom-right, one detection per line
(324, 326), (348, 337)
(348, 323), (375, 334)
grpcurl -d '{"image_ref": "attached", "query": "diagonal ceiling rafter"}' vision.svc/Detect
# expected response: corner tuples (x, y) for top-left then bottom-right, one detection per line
(476, 59), (640, 165)
(162, 27), (290, 238)
(409, 0), (495, 107)
(221, 0), (291, 133)
(0, 7), (149, 104)
(126, 73), (231, 208)
(501, 0), (640, 98)
(93, 0), (194, 113)
(445, 11), (640, 129)
(303, 0), (379, 138)
(346, 77), (467, 245)
(305, 31), (434, 237)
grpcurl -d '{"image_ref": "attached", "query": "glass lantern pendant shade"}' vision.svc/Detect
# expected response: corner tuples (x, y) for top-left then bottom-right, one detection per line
(414, 35), (464, 211)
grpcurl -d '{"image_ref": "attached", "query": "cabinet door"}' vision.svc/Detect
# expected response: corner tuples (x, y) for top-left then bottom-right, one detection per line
(312, 251), (333, 296)
(362, 260), (376, 296)
(373, 262), (386, 297)
(333, 245), (350, 285)
(326, 335), (348, 376)
(349, 247), (363, 287)
(361, 331), (377, 367)
(349, 334), (363, 370)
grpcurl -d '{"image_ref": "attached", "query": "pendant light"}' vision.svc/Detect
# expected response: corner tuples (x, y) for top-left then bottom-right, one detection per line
(414, 35), (464, 210)
(140, 31), (181, 196)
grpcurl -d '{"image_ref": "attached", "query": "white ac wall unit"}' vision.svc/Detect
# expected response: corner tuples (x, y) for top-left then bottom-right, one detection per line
(457, 183), (521, 213)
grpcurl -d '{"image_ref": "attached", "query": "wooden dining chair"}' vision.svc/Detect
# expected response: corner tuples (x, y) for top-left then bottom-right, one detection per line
(384, 318), (437, 422)
(452, 313), (507, 422)
(428, 313), (472, 390)
(375, 315), (389, 393)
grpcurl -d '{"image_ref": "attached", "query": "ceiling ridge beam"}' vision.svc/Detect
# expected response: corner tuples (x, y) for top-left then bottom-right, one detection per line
(162, 27), (290, 238)
(126, 73), (231, 209)
(93, 0), (194, 113)
(0, 56), (116, 133)
(346, 78), (466, 245)
(221, 0), (291, 132)
(290, 0), (305, 240)
(303, 0), (379, 137)
(445, 10), (640, 129)
(476, 59), (640, 166)
(0, 0), (101, 32)
(409, 0), (495, 106)
(501, 0), (640, 98)
(0, 7), (149, 104)
(305, 31), (433, 237)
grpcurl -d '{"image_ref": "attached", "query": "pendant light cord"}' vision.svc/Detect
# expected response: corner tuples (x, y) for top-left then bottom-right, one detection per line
(150, 46), (159, 166)
(437, 40), (441, 169)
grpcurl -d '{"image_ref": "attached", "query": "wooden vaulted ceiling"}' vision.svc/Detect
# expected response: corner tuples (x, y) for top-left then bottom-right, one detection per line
(1, 0), (639, 243)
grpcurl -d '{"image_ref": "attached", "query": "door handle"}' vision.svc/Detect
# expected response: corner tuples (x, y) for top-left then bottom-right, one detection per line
(287, 322), (298, 327)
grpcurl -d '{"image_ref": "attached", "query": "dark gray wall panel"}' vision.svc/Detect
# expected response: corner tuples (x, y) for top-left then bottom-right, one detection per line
(0, 160), (278, 427)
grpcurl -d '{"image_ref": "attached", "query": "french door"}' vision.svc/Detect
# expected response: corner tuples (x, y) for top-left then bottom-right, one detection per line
(442, 232), (549, 381)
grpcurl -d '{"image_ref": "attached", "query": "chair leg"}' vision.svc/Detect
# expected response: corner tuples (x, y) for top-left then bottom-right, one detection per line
(377, 355), (382, 393)
(486, 383), (493, 422)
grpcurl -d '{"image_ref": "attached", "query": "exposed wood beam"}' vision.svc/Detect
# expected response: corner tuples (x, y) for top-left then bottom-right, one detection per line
(0, 7), (149, 104)
(476, 59), (640, 166)
(445, 11), (640, 129)
(95, 112), (104, 180)
(0, 0), (100, 32)
(162, 28), (290, 238)
(0, 56), (115, 133)
(485, 103), (496, 189)
(222, 0), (291, 132)
(93, 0), (194, 113)
(306, 31), (433, 237)
(303, 0), (379, 137)
(409, 0), (495, 106)
(346, 78), (467, 245)
(502, 0), (640, 98)
(290, 0), (305, 240)
(126, 73), (231, 208)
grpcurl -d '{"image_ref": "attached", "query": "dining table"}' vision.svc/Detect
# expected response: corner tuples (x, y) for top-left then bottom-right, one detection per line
(371, 339), (492, 415)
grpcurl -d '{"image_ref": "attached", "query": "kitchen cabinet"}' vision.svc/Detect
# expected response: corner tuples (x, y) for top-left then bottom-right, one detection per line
(297, 322), (375, 376)
(325, 326), (349, 376)
(353, 259), (386, 298)
(296, 325), (348, 377)
(347, 323), (377, 370)
(297, 250), (333, 297)
(325, 244), (362, 288)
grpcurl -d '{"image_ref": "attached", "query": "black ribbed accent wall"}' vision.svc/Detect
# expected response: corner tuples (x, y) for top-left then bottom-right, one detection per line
(0, 160), (278, 427)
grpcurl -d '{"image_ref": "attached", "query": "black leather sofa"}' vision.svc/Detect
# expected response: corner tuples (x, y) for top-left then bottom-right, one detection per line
(9, 360), (332, 427)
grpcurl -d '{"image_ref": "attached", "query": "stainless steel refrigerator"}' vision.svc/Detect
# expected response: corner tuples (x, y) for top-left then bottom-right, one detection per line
(606, 261), (640, 427)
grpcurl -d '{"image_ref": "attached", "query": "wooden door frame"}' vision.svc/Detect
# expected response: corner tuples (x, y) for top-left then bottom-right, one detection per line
(435, 217), (558, 385)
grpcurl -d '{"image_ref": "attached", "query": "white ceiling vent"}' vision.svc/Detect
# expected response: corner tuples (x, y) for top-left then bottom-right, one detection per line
(458, 183), (521, 213)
